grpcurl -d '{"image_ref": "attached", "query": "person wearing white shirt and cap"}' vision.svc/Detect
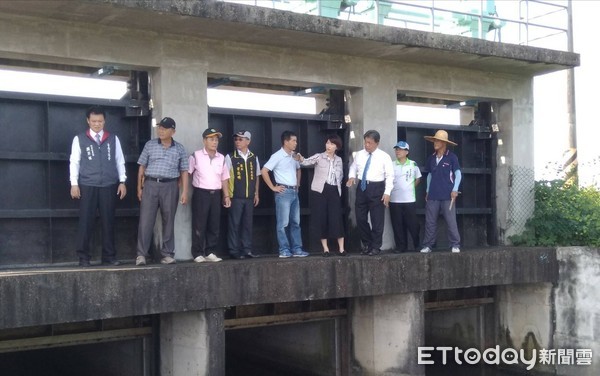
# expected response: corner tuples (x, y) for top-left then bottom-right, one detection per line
(347, 130), (394, 256)
(390, 140), (421, 253)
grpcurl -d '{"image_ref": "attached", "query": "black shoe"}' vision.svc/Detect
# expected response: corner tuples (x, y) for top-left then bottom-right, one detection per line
(230, 254), (246, 260)
(101, 259), (121, 266)
(360, 246), (370, 255)
(245, 252), (259, 258)
(79, 259), (91, 267)
(368, 248), (381, 256)
(323, 251), (331, 257)
(338, 250), (348, 256)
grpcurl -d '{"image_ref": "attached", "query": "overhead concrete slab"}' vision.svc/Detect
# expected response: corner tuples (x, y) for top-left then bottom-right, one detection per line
(0, 0), (578, 76)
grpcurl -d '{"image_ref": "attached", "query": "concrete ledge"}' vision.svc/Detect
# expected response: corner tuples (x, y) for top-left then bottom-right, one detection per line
(0, 0), (579, 75)
(0, 247), (557, 330)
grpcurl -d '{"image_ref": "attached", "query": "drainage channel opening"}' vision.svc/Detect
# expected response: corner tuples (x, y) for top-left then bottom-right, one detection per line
(224, 300), (348, 376)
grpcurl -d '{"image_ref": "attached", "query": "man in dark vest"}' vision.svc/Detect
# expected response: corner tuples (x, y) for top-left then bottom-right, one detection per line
(69, 106), (127, 266)
(226, 130), (260, 259)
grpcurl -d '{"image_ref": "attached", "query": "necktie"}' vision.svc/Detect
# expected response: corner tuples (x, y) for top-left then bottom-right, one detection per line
(95, 133), (101, 146)
(360, 153), (372, 191)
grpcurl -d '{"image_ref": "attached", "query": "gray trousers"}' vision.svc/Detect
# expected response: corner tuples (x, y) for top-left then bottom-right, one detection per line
(422, 199), (461, 248)
(137, 180), (179, 258)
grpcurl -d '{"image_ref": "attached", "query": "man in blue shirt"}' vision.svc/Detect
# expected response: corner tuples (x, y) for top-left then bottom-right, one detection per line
(261, 130), (309, 258)
(420, 130), (462, 253)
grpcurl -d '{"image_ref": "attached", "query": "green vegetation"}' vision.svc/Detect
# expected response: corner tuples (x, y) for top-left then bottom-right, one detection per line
(509, 180), (600, 247)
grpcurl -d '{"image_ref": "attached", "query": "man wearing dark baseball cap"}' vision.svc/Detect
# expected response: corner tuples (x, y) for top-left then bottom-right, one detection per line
(189, 127), (230, 263)
(202, 128), (222, 138)
(136, 116), (189, 266)
(157, 116), (176, 129)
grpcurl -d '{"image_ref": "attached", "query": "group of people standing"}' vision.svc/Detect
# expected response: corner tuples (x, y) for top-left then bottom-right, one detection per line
(346, 129), (462, 256)
(69, 106), (462, 267)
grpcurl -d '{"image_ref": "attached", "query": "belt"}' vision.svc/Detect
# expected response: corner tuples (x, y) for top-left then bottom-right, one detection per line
(145, 176), (178, 183)
(195, 187), (220, 194)
(277, 184), (298, 190)
(357, 179), (384, 185)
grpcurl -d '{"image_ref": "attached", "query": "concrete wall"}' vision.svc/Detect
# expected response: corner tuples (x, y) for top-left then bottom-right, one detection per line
(425, 307), (483, 350)
(494, 247), (600, 375)
(0, 8), (536, 247)
(496, 282), (554, 374)
(554, 247), (600, 376)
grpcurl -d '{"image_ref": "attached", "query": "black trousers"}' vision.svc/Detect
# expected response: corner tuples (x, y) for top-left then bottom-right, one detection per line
(76, 183), (118, 262)
(227, 197), (254, 257)
(191, 187), (222, 257)
(311, 184), (344, 240)
(389, 202), (420, 251)
(355, 180), (385, 251)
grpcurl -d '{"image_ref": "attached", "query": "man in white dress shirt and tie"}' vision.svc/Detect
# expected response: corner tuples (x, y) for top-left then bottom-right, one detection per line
(347, 130), (394, 255)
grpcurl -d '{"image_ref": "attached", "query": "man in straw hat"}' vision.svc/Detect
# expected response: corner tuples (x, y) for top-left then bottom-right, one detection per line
(420, 130), (462, 253)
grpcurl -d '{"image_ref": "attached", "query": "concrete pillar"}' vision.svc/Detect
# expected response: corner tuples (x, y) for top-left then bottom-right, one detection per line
(554, 247), (600, 376)
(160, 309), (225, 376)
(151, 62), (208, 260)
(346, 81), (397, 251)
(351, 292), (425, 375)
(496, 282), (554, 374)
(500, 82), (535, 241)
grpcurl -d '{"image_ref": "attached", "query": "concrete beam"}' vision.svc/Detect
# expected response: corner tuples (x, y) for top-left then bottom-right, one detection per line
(0, 247), (557, 330)
(0, 0), (578, 76)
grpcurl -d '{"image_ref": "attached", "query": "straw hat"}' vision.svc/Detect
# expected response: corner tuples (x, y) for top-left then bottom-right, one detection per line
(424, 130), (457, 146)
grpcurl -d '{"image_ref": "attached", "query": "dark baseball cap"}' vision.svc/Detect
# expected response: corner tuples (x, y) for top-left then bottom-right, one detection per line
(157, 117), (176, 129)
(203, 128), (223, 138)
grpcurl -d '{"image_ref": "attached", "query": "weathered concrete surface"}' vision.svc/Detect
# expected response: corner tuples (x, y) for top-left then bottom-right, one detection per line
(554, 247), (600, 376)
(0, 247), (556, 330)
(496, 282), (554, 374)
(0, 0), (578, 76)
(160, 309), (225, 376)
(352, 293), (424, 376)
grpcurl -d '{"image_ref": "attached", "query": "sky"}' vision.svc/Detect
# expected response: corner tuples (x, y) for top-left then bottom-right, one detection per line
(533, 1), (599, 186)
(0, 1), (595, 186)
